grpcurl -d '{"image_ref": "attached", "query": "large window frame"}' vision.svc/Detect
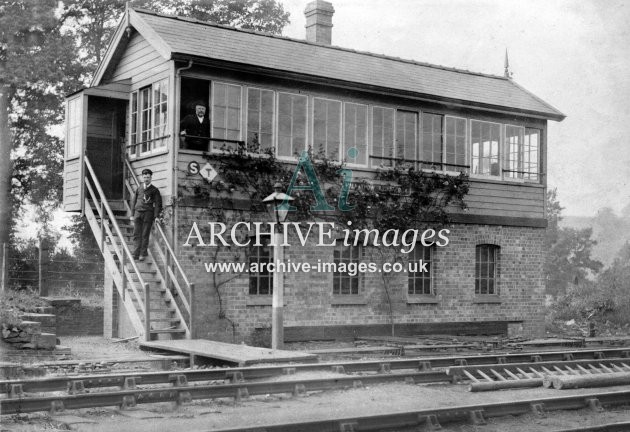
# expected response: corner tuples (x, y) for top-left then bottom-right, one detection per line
(475, 244), (499, 295)
(248, 236), (273, 296)
(277, 92), (307, 159)
(371, 106), (395, 168)
(333, 242), (362, 296)
(395, 109), (418, 167)
(313, 97), (342, 161)
(523, 128), (541, 182)
(128, 78), (169, 158)
(211, 81), (242, 152)
(471, 119), (502, 178)
(246, 86), (275, 154)
(343, 102), (368, 166)
(408, 245), (434, 296)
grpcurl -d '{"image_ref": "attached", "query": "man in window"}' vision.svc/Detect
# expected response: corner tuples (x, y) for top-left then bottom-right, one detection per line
(180, 100), (210, 151)
(130, 169), (162, 261)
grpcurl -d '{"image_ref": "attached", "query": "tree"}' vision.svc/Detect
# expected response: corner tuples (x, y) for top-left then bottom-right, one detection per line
(63, 0), (290, 77)
(544, 188), (603, 296)
(0, 0), (82, 263)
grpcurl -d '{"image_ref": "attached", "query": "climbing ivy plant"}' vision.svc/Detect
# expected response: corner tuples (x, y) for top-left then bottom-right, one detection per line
(184, 140), (471, 228)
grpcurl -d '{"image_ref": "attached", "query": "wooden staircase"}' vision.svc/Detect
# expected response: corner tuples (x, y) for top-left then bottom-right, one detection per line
(83, 156), (192, 341)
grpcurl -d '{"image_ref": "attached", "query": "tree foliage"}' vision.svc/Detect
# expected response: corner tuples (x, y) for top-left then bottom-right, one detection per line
(544, 188), (603, 297)
(0, 0), (82, 249)
(63, 0), (290, 76)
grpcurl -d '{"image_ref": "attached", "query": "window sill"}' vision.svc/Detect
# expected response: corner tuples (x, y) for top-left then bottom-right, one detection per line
(406, 296), (439, 304)
(331, 296), (367, 305)
(469, 175), (543, 188)
(246, 296), (275, 306)
(130, 148), (169, 161)
(473, 295), (502, 304)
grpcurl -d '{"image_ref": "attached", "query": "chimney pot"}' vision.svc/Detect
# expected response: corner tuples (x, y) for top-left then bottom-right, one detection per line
(304, 0), (335, 45)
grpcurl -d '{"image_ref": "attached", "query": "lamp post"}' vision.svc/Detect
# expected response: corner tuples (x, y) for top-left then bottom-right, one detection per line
(263, 183), (294, 350)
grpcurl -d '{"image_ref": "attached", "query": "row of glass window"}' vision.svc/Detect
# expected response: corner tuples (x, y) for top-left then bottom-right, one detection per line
(128, 78), (542, 182)
(249, 241), (500, 297)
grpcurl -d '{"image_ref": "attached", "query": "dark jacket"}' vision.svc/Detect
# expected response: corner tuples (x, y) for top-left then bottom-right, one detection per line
(131, 183), (162, 218)
(180, 114), (210, 150)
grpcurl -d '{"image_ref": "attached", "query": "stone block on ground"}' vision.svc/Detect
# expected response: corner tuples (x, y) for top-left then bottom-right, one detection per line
(32, 332), (57, 350)
(53, 345), (72, 354)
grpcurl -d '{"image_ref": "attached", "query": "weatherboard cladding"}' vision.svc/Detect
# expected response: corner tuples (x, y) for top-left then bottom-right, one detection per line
(135, 10), (562, 119)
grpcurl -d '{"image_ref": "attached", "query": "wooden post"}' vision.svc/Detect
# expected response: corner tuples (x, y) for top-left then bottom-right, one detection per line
(100, 201), (105, 251)
(38, 238), (49, 297)
(189, 283), (195, 339)
(121, 250), (126, 301)
(163, 241), (169, 292)
(1, 242), (7, 294)
(271, 231), (284, 350)
(144, 282), (150, 341)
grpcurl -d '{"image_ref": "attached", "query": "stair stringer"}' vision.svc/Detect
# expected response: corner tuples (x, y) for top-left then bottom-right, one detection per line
(84, 198), (146, 337)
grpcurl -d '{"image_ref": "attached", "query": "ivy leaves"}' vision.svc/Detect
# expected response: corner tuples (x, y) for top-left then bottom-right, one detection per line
(204, 142), (470, 231)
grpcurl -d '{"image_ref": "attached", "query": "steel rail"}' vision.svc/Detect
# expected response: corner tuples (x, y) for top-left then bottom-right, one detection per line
(0, 371), (449, 414)
(551, 421), (630, 432)
(208, 389), (630, 432)
(3, 348), (630, 395)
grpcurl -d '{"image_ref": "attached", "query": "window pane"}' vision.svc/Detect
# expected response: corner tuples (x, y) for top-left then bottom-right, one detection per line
(444, 117), (467, 171)
(371, 107), (395, 167)
(471, 121), (500, 176)
(247, 88), (274, 152)
(524, 128), (540, 181)
(396, 110), (417, 166)
(408, 246), (433, 296)
(277, 93), (307, 157)
(475, 245), (499, 295)
(333, 242), (361, 295)
(249, 237), (273, 295)
(313, 98), (342, 160)
(421, 113), (443, 169)
(212, 82), (242, 144)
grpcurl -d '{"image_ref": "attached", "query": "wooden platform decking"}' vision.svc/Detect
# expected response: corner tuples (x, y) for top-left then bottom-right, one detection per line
(140, 339), (318, 366)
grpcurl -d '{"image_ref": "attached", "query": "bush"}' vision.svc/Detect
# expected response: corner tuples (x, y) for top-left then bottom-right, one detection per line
(0, 289), (49, 326)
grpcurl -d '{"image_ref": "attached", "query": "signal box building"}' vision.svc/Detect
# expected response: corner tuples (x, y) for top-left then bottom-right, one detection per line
(63, 3), (564, 343)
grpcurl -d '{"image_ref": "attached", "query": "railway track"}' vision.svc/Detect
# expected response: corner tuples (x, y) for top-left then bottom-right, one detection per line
(3, 347), (630, 415)
(3, 347), (629, 396)
(0, 370), (450, 414)
(209, 389), (630, 432)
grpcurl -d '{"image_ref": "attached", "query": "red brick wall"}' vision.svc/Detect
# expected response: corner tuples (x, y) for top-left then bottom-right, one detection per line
(175, 207), (545, 343)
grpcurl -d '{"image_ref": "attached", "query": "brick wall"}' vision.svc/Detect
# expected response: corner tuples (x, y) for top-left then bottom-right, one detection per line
(175, 206), (546, 344)
(44, 298), (104, 336)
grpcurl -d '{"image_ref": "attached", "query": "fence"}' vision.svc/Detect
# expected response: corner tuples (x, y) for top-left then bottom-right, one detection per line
(1, 242), (104, 298)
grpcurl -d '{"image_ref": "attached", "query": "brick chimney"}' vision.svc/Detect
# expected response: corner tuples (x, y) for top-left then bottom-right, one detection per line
(304, 0), (335, 45)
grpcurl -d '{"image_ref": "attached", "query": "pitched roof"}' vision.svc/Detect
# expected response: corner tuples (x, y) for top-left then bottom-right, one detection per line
(125, 9), (565, 120)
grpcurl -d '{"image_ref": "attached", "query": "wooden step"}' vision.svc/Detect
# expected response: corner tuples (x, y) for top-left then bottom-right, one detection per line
(151, 318), (181, 324)
(88, 199), (127, 213)
(150, 328), (186, 335)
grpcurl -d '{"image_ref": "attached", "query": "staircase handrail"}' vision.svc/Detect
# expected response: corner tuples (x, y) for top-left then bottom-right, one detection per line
(84, 155), (149, 310)
(123, 156), (194, 334)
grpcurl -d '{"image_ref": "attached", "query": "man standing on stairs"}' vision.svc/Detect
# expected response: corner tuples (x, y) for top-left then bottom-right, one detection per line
(131, 169), (162, 261)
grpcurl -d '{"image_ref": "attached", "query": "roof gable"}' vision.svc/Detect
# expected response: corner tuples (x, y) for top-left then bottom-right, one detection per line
(95, 8), (564, 120)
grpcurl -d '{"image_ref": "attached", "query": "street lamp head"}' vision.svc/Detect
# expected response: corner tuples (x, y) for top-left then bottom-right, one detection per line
(263, 183), (294, 223)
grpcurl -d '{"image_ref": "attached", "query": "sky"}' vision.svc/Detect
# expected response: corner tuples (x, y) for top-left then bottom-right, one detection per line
(279, 0), (630, 217)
